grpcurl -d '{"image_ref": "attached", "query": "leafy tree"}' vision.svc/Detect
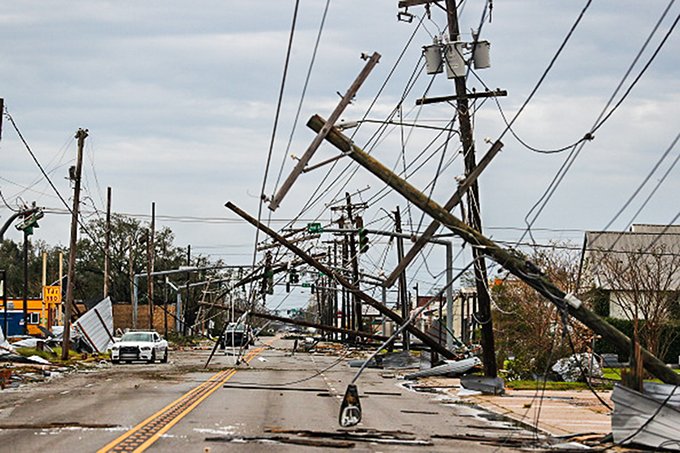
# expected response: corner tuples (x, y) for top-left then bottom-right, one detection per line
(0, 238), (63, 298)
(73, 214), (187, 303)
(492, 244), (589, 379)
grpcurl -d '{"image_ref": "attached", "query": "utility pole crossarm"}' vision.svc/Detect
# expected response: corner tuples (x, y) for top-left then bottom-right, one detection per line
(398, 0), (440, 7)
(268, 52), (381, 212)
(305, 114), (680, 386)
(416, 89), (508, 106)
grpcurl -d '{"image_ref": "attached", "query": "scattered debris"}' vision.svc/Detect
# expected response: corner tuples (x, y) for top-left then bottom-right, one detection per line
(460, 374), (505, 395)
(611, 382), (680, 451)
(205, 434), (355, 448)
(552, 353), (602, 382)
(222, 384), (328, 393)
(0, 368), (11, 389)
(265, 427), (433, 446)
(74, 297), (115, 353)
(0, 421), (119, 430)
(550, 441), (592, 450)
(381, 351), (420, 369)
(348, 351), (421, 370)
(26, 355), (51, 365)
(0, 325), (14, 356)
(404, 357), (481, 380)
(432, 432), (543, 448)
(400, 409), (439, 415)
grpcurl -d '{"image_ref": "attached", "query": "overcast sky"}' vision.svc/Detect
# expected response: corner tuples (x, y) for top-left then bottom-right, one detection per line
(1, 1), (679, 307)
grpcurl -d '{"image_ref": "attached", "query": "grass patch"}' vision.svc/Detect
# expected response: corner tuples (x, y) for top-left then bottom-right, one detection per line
(505, 380), (612, 391)
(14, 346), (107, 365)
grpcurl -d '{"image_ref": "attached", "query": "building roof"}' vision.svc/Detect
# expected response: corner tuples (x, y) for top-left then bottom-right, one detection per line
(579, 226), (680, 291)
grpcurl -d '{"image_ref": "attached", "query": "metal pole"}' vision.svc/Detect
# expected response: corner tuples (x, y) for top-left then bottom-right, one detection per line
(23, 230), (29, 335)
(381, 285), (387, 337)
(1, 270), (7, 335)
(446, 242), (454, 350)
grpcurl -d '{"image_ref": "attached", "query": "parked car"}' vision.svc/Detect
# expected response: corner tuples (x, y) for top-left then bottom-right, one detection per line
(220, 323), (253, 348)
(110, 331), (168, 364)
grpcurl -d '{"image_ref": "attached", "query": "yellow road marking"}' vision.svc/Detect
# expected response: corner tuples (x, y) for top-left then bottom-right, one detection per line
(98, 344), (269, 453)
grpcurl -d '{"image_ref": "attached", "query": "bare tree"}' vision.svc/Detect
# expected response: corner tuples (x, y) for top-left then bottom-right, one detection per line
(592, 242), (680, 361)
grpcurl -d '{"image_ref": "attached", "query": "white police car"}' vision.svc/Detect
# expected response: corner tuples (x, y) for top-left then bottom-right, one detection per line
(110, 330), (168, 364)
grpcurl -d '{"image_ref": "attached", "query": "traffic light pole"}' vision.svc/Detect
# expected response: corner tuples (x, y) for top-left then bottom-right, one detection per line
(22, 230), (29, 335)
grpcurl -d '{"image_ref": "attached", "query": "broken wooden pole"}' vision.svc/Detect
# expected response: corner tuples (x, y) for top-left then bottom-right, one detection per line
(268, 52), (381, 211)
(224, 202), (457, 360)
(306, 114), (680, 386)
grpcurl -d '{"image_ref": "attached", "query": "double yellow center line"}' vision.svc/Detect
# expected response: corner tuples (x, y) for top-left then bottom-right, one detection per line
(98, 345), (266, 453)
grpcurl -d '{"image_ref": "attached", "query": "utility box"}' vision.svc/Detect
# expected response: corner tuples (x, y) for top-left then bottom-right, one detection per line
(472, 40), (491, 69)
(423, 40), (443, 74)
(444, 42), (466, 78)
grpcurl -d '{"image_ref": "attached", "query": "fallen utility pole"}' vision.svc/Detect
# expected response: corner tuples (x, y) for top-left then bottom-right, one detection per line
(306, 114), (680, 385)
(62, 128), (87, 360)
(268, 52), (381, 211)
(225, 202), (457, 360)
(199, 302), (389, 342)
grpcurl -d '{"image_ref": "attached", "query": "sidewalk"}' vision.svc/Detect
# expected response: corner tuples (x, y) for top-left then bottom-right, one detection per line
(458, 387), (612, 436)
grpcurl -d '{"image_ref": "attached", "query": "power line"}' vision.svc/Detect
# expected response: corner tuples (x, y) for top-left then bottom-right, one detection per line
(251, 0), (302, 307)
(518, 1), (677, 244)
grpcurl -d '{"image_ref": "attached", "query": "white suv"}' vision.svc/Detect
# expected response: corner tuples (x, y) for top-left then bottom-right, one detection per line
(111, 331), (168, 364)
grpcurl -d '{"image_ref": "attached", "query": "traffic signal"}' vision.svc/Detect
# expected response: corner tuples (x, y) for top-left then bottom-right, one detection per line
(261, 252), (274, 295)
(358, 228), (369, 253)
(289, 269), (299, 284)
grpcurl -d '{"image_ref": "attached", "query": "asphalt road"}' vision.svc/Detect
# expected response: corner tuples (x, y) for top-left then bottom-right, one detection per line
(0, 337), (535, 452)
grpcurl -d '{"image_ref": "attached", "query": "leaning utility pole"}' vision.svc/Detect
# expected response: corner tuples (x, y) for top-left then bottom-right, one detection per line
(306, 115), (680, 385)
(268, 52), (381, 211)
(62, 128), (87, 360)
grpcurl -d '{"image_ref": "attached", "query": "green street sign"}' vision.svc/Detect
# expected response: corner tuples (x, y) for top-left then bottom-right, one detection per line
(307, 222), (323, 233)
(301, 282), (311, 288)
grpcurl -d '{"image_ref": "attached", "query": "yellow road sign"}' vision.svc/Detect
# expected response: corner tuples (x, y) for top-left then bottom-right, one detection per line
(43, 285), (61, 305)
